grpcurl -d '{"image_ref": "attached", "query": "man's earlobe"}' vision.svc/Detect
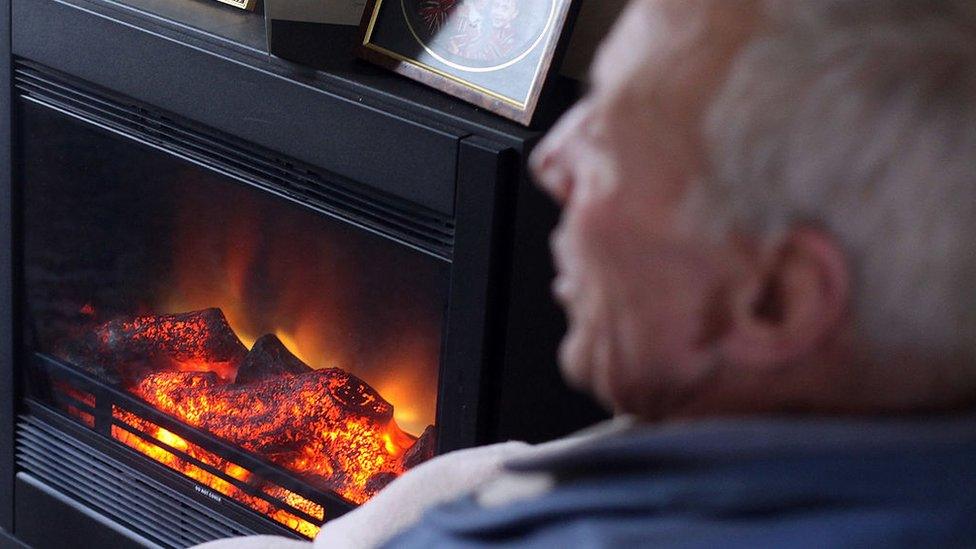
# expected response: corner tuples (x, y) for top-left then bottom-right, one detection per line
(720, 227), (850, 370)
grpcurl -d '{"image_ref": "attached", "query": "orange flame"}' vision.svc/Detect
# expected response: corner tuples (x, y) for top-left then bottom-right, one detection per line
(163, 191), (442, 436)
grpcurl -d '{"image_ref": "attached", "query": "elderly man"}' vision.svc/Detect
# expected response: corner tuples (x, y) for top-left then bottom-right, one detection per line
(202, 0), (976, 547)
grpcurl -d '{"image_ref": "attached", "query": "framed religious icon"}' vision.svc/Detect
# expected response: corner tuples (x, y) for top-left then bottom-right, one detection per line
(358, 0), (581, 125)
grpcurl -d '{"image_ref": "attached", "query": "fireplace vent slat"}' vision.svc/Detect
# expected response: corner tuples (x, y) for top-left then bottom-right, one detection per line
(15, 436), (231, 544)
(16, 451), (215, 545)
(17, 455), (191, 548)
(12, 60), (456, 261)
(16, 414), (263, 548)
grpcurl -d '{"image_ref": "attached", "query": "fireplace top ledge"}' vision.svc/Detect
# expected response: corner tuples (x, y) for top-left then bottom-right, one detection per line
(23, 0), (574, 143)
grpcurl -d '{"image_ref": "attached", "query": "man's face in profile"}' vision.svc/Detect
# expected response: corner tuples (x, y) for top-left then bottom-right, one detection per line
(530, 0), (757, 417)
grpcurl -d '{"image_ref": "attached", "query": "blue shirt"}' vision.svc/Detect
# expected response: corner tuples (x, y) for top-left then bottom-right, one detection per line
(383, 415), (976, 548)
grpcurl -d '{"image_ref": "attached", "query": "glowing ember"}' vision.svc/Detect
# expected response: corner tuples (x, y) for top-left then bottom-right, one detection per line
(131, 366), (416, 504)
(81, 308), (248, 384)
(63, 307), (436, 536)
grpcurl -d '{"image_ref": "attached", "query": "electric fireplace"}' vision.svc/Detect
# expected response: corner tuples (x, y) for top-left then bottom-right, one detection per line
(21, 93), (448, 539)
(0, 1), (607, 546)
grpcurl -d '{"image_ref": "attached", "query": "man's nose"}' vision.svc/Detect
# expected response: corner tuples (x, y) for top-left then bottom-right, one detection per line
(530, 105), (586, 205)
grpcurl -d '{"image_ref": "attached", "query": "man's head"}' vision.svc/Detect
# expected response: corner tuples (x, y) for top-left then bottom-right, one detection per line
(530, 0), (976, 420)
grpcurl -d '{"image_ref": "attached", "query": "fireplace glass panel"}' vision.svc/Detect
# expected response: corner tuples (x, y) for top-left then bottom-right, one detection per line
(20, 103), (448, 536)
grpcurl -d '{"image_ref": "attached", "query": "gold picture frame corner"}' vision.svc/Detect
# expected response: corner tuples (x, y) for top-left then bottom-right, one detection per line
(215, 0), (259, 11)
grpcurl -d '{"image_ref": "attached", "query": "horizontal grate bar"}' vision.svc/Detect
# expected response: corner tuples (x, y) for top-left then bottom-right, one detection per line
(13, 60), (455, 261)
(110, 411), (325, 526)
(31, 352), (352, 518)
(16, 414), (260, 548)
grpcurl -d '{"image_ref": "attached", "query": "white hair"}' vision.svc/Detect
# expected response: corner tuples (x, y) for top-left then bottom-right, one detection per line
(696, 0), (976, 363)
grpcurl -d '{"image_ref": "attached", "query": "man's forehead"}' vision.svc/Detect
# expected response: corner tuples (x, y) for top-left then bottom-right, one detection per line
(590, 0), (760, 91)
(589, 1), (666, 88)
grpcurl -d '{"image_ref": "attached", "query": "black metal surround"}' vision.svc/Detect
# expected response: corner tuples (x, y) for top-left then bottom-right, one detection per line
(1, 0), (14, 537)
(0, 0), (607, 545)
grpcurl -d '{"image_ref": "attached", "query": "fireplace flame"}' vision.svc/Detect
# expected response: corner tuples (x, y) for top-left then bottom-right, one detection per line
(60, 306), (438, 538)
(161, 199), (441, 436)
(130, 309), (427, 499)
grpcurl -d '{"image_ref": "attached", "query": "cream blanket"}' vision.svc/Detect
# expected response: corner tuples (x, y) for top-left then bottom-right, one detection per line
(195, 418), (630, 549)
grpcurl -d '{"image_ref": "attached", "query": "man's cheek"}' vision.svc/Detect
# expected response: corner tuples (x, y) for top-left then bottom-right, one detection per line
(573, 204), (629, 259)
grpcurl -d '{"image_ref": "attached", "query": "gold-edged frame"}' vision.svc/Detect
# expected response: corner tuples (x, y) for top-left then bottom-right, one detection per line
(215, 0), (258, 11)
(357, 0), (579, 126)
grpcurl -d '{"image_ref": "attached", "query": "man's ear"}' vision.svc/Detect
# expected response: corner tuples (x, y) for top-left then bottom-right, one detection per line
(718, 226), (850, 370)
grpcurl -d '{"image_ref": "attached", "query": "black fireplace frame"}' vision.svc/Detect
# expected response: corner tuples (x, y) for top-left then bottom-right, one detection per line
(1, 0), (15, 539)
(0, 0), (606, 545)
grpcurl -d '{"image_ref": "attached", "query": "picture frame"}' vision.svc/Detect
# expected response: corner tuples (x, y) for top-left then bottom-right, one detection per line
(358, 0), (581, 125)
(214, 0), (259, 11)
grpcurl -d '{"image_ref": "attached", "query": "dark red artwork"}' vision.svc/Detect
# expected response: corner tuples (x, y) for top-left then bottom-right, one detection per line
(447, 0), (520, 63)
(409, 0), (551, 67)
(419, 0), (459, 32)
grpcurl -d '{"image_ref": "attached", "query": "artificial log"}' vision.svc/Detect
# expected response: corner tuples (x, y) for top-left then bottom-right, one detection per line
(65, 306), (436, 504)
(134, 368), (397, 440)
(328, 369), (402, 422)
(236, 334), (314, 384)
(94, 308), (249, 364)
(363, 472), (398, 498)
(132, 367), (407, 503)
(401, 425), (437, 470)
(67, 308), (249, 385)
